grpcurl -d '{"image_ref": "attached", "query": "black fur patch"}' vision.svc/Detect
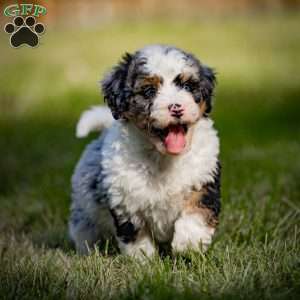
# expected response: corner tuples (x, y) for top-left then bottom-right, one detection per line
(200, 161), (221, 218)
(110, 209), (139, 243)
(101, 52), (149, 120)
(198, 64), (216, 114)
(184, 52), (216, 113)
(101, 53), (133, 120)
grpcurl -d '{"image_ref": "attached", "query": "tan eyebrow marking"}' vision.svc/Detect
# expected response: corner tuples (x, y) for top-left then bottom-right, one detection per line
(176, 72), (197, 83)
(178, 72), (191, 82)
(140, 75), (163, 88)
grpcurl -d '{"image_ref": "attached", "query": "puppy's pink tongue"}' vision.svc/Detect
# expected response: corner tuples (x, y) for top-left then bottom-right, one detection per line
(164, 125), (186, 154)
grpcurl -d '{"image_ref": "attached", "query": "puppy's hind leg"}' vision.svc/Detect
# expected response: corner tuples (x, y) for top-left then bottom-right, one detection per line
(69, 206), (101, 255)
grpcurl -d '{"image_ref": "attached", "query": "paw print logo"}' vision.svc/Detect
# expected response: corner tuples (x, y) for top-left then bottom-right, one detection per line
(4, 16), (45, 48)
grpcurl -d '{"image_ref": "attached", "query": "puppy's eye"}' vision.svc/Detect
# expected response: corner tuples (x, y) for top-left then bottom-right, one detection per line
(182, 81), (193, 92)
(141, 86), (157, 99)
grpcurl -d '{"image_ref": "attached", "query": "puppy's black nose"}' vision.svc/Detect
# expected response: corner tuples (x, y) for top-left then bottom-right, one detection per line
(168, 103), (184, 118)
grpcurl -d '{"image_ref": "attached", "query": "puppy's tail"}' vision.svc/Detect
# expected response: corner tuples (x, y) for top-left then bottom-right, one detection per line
(76, 106), (114, 138)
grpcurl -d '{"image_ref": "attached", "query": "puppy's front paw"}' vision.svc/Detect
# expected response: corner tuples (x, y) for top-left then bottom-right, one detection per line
(171, 213), (215, 253)
(118, 234), (156, 259)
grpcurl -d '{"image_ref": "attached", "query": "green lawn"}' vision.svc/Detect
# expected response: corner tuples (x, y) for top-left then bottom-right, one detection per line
(0, 13), (300, 300)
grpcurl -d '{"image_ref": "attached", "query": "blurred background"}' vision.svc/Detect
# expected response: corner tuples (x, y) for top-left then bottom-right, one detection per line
(0, 0), (300, 256)
(1, 1), (300, 298)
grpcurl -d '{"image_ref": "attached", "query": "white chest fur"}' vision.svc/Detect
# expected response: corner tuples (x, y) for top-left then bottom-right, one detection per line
(101, 119), (219, 242)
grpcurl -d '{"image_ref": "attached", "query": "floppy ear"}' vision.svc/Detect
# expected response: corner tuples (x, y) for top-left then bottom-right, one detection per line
(199, 65), (217, 114)
(101, 53), (133, 120)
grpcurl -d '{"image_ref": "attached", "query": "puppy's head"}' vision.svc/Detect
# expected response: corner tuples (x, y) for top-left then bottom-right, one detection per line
(102, 45), (216, 155)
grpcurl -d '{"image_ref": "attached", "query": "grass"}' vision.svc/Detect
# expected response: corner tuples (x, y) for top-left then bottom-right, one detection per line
(0, 13), (300, 300)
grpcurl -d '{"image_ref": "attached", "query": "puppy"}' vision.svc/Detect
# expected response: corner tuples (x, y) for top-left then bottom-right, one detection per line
(69, 45), (221, 257)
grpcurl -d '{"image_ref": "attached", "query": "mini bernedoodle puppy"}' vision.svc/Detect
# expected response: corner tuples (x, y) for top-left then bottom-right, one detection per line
(69, 44), (221, 257)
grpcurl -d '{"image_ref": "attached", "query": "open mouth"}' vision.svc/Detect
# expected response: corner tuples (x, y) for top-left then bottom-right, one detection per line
(152, 124), (188, 154)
